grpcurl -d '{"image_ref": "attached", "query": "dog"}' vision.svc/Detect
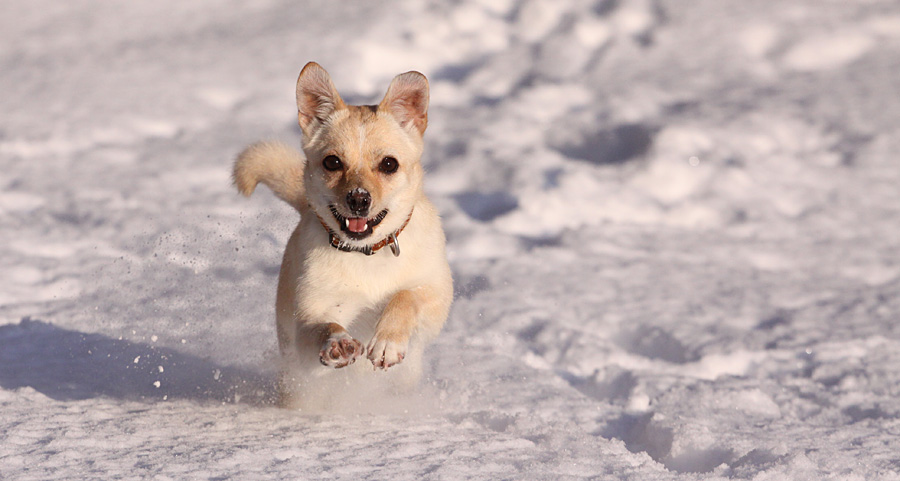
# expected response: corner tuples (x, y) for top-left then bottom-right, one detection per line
(233, 62), (453, 410)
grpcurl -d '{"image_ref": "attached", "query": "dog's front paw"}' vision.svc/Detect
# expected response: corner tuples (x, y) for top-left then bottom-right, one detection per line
(319, 333), (364, 368)
(366, 337), (407, 370)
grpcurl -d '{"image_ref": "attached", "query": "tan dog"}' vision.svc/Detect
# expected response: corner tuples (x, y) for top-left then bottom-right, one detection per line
(233, 62), (452, 410)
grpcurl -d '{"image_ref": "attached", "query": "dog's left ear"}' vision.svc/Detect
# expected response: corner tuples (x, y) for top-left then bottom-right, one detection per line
(379, 72), (429, 136)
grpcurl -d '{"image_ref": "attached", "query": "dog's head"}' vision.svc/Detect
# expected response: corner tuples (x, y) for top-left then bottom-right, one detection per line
(296, 62), (428, 248)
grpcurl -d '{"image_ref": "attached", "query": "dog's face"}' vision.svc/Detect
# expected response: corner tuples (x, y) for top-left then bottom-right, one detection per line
(296, 63), (428, 247)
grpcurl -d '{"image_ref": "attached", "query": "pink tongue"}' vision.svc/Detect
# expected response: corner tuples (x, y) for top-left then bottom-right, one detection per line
(347, 217), (368, 233)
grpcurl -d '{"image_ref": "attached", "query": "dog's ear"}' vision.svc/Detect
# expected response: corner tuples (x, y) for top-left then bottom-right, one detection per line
(296, 62), (346, 134)
(379, 71), (429, 136)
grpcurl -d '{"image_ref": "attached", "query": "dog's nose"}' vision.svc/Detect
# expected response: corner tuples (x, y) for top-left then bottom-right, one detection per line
(346, 188), (371, 216)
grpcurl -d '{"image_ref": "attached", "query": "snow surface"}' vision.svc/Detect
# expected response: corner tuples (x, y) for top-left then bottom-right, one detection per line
(3, 0), (900, 479)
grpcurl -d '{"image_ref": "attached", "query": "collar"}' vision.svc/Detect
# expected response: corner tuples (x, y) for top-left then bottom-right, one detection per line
(315, 208), (412, 257)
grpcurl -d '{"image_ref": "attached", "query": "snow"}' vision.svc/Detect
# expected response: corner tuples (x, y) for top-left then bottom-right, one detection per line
(3, 0), (900, 479)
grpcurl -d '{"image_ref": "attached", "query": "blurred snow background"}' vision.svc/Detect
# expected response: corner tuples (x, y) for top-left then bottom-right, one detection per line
(2, 0), (900, 479)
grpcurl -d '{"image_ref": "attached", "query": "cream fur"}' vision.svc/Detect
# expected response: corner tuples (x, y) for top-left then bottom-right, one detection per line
(233, 140), (306, 211)
(233, 62), (452, 411)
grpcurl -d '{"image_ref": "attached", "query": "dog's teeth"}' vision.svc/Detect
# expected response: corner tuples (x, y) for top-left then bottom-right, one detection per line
(363, 222), (368, 231)
(345, 219), (350, 228)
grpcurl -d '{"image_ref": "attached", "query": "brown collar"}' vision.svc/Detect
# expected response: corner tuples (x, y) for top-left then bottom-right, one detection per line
(315, 209), (412, 257)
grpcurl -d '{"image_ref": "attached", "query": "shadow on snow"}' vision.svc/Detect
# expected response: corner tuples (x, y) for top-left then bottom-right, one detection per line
(0, 317), (276, 406)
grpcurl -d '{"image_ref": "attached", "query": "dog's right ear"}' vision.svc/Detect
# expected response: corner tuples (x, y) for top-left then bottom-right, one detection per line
(296, 62), (346, 135)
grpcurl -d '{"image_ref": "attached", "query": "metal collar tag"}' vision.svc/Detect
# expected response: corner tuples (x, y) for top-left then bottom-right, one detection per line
(388, 233), (400, 257)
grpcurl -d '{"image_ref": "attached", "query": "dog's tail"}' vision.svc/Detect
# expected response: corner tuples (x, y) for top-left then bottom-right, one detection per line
(233, 141), (306, 211)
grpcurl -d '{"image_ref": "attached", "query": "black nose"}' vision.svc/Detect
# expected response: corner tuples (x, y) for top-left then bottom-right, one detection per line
(346, 188), (371, 216)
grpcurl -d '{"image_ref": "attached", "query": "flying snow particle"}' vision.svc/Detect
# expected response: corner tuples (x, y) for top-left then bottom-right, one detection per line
(133, 356), (141, 364)
(153, 381), (161, 388)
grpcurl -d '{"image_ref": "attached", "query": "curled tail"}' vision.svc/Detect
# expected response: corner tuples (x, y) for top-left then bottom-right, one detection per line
(233, 141), (306, 211)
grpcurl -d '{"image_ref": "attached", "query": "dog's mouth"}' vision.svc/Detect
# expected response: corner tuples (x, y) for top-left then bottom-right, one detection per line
(329, 205), (388, 240)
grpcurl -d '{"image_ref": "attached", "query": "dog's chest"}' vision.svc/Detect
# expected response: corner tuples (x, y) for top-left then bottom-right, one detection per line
(300, 247), (416, 322)
(335, 252), (408, 296)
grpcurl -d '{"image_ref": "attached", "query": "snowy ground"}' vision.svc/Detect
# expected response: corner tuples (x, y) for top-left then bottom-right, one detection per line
(3, 0), (900, 479)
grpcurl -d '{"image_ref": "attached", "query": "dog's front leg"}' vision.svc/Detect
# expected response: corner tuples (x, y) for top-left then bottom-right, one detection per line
(367, 286), (447, 369)
(297, 322), (364, 368)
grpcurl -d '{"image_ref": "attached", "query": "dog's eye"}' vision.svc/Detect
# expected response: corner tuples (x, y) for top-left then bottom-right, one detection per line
(322, 155), (343, 172)
(379, 156), (399, 174)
